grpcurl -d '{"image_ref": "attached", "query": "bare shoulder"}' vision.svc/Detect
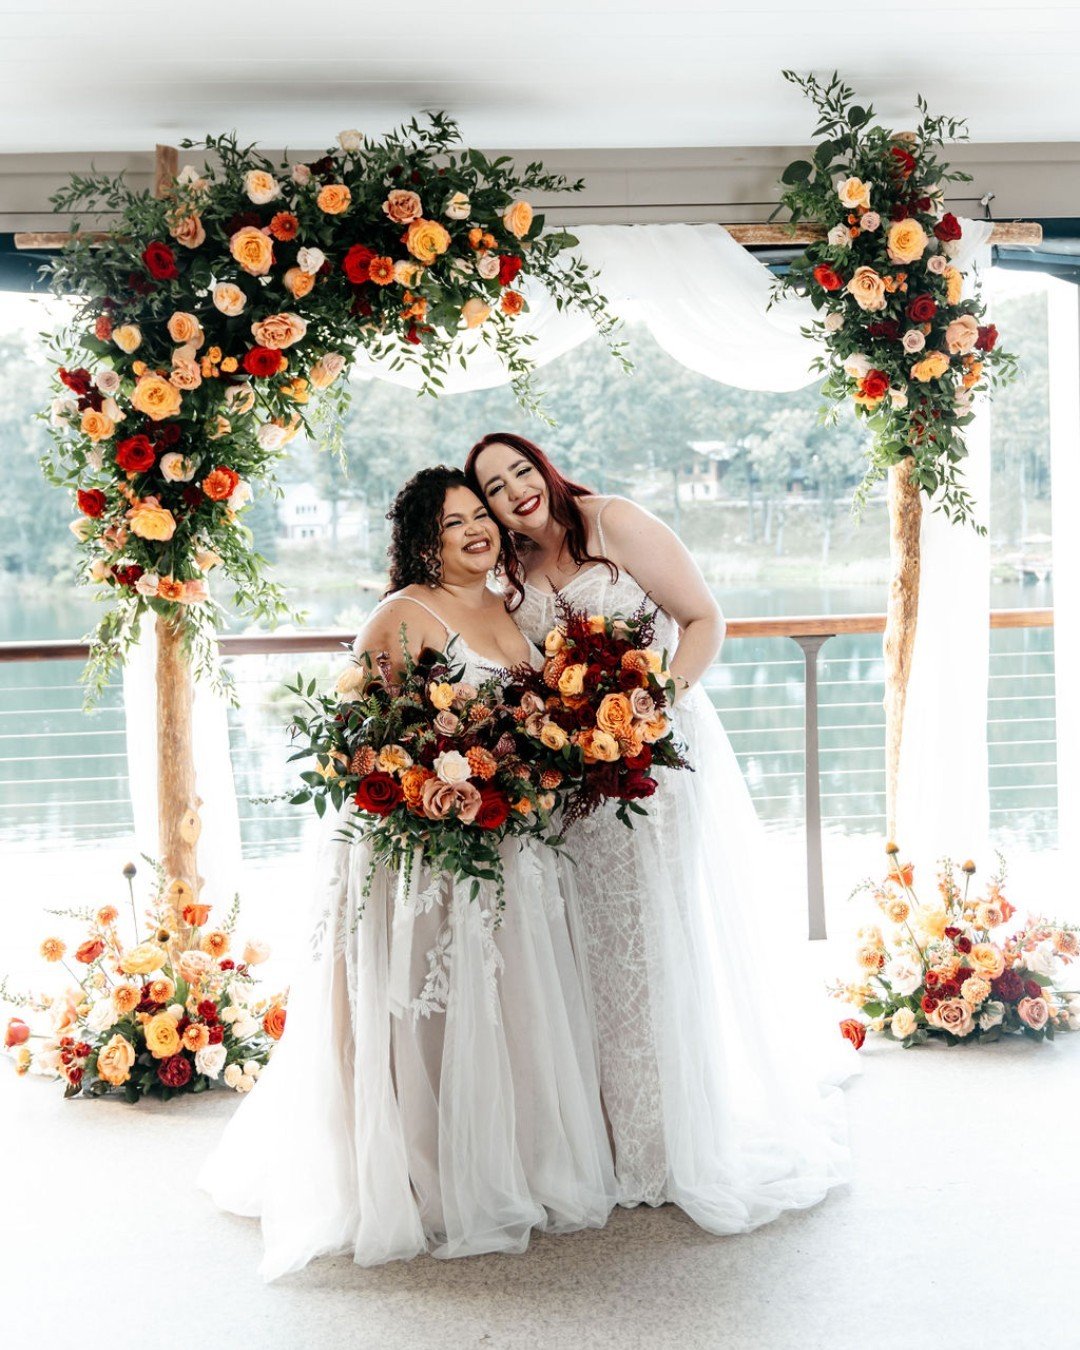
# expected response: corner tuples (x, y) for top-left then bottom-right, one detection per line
(355, 591), (446, 656)
(595, 496), (669, 544)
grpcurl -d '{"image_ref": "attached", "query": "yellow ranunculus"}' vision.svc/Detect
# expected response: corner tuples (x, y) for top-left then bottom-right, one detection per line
(405, 218), (451, 264)
(118, 942), (168, 976)
(557, 663), (587, 697)
(144, 1012), (181, 1060)
(96, 1033), (136, 1086)
(581, 728), (620, 763)
(910, 350), (950, 383)
(540, 722), (568, 751)
(643, 650), (663, 674)
(429, 682), (455, 710)
(128, 502), (177, 542)
(543, 628), (566, 656)
(130, 374), (182, 421)
(886, 219), (928, 265)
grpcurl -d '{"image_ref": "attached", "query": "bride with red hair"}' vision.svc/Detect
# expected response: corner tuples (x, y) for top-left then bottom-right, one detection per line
(465, 431), (852, 1237)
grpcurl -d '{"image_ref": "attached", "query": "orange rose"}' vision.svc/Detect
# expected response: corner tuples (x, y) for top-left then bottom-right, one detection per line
(169, 213), (206, 249)
(911, 350), (950, 383)
(382, 189), (423, 224)
(283, 267), (315, 299)
(250, 312), (308, 350)
(500, 290), (525, 315)
(80, 408), (115, 442)
(131, 374), (182, 421)
(405, 218), (451, 264)
(316, 183), (352, 215)
(401, 765), (435, 812)
(128, 501), (177, 542)
(503, 201), (534, 238)
(579, 728), (620, 763)
(944, 266), (963, 306)
(263, 1004), (287, 1040)
(596, 692), (634, 739)
(461, 298), (491, 328)
(200, 930), (230, 959)
(641, 714), (669, 744)
(229, 225), (274, 276)
(167, 311), (204, 347)
(96, 1033), (136, 1087)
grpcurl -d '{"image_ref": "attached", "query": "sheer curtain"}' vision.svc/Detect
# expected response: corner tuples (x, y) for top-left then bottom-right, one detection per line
(128, 220), (1003, 894)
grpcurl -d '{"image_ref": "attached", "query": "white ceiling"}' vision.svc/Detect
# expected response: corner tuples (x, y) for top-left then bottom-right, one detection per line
(4, 0), (1080, 153)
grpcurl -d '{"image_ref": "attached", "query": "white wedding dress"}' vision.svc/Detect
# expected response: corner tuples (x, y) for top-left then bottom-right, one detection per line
(199, 598), (616, 1279)
(511, 504), (852, 1234)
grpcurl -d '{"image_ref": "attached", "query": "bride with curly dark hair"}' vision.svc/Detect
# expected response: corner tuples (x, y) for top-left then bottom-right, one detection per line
(200, 465), (615, 1278)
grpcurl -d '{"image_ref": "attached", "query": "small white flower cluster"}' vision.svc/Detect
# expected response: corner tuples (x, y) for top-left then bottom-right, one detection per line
(223, 1059), (263, 1093)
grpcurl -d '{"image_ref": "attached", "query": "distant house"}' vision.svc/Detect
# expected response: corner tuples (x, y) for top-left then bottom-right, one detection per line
(278, 481), (369, 550)
(679, 441), (739, 502)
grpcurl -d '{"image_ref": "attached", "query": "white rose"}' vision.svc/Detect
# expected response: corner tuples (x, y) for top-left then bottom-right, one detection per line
(135, 572), (160, 597)
(927, 254), (948, 275)
(860, 211), (881, 232)
(978, 1001), (1005, 1031)
(166, 1003), (185, 1020)
(954, 389), (973, 411)
(827, 224), (851, 248)
(95, 370), (121, 396)
(234, 1016), (260, 1040)
(242, 940), (270, 966)
(901, 330), (926, 354)
(243, 169), (281, 205)
(86, 448), (104, 472)
(476, 254), (501, 280)
(842, 353), (872, 380)
(890, 388), (909, 410)
(219, 1006), (238, 1024)
(51, 397), (78, 424)
(229, 481), (252, 510)
(296, 247), (326, 275)
(242, 1060), (262, 1078)
(1021, 946), (1057, 978)
(444, 191), (471, 220)
(891, 1006), (918, 1039)
(88, 559), (110, 582)
(236, 1073), (257, 1093)
(823, 312), (845, 334)
(212, 284), (247, 317)
(256, 423), (289, 451)
(434, 750), (471, 785)
(884, 955), (923, 996)
(195, 1043), (227, 1079)
(450, 257), (475, 280)
(291, 163), (312, 186)
(159, 452), (198, 482)
(337, 129), (363, 153)
(87, 999), (119, 1034)
(100, 396), (123, 423)
(222, 1062), (243, 1089)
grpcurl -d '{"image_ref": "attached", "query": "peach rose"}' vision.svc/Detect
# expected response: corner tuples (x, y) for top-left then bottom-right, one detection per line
(213, 283), (247, 316)
(886, 219), (929, 265)
(1018, 996), (1049, 1030)
(558, 663), (587, 697)
(128, 501), (177, 542)
(503, 200), (534, 238)
(112, 324), (142, 354)
(540, 721), (568, 751)
(596, 692), (634, 739)
(444, 191), (471, 220)
(837, 177), (872, 210)
(160, 452), (197, 483)
(80, 408), (115, 442)
(96, 1033), (136, 1086)
(169, 357), (202, 391)
(157, 577), (184, 602)
(283, 267), (315, 299)
(969, 943), (1006, 979)
(846, 266), (887, 313)
(144, 1011), (181, 1059)
(229, 226), (274, 276)
(393, 259), (424, 288)
(178, 950), (212, 983)
(243, 170), (280, 205)
(929, 997), (975, 1037)
(308, 352), (346, 389)
(251, 312), (308, 350)
(263, 1004), (287, 1040)
(170, 213), (206, 249)
(316, 183), (352, 215)
(243, 940), (270, 966)
(910, 350), (951, 383)
(890, 1007), (918, 1039)
(461, 298), (491, 328)
(131, 374), (182, 421)
(405, 218), (451, 264)
(579, 728), (620, 763)
(167, 311), (204, 347)
(944, 315), (980, 355)
(382, 189), (423, 224)
(641, 714), (670, 743)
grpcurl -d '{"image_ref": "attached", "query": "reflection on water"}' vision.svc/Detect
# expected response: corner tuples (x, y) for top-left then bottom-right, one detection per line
(0, 579), (1057, 855)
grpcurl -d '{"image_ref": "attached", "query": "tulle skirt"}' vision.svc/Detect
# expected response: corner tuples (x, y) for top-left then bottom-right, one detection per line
(555, 682), (855, 1234)
(198, 828), (616, 1280)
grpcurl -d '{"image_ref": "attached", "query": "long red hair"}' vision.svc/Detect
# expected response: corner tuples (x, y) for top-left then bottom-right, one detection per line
(464, 432), (617, 608)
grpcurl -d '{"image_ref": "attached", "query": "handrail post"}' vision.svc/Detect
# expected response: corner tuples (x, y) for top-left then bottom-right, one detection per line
(794, 634), (830, 940)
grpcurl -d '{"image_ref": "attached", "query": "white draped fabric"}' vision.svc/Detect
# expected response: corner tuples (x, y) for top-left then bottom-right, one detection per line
(126, 219), (1009, 896)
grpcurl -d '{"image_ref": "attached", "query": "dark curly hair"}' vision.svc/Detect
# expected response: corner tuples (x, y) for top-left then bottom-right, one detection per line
(384, 465), (493, 596)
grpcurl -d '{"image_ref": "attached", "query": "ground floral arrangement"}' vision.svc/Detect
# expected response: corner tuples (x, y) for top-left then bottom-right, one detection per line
(832, 845), (1080, 1048)
(43, 113), (623, 697)
(773, 72), (1017, 525)
(1, 862), (287, 1100)
(288, 604), (687, 910)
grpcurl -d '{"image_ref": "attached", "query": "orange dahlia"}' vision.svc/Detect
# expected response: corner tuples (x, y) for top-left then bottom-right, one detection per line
(466, 747), (497, 781)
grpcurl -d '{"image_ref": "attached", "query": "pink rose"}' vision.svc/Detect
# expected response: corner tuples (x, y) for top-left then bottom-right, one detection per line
(860, 211), (881, 232)
(1017, 996), (1049, 1031)
(944, 315), (980, 355)
(382, 189), (423, 225)
(520, 691), (546, 717)
(929, 997), (975, 1037)
(629, 688), (656, 720)
(421, 778), (482, 823)
(452, 682), (477, 705)
(433, 709), (461, 736)
(901, 329), (926, 354)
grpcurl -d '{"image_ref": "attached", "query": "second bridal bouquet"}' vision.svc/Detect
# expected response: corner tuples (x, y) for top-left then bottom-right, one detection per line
(511, 600), (691, 825)
(287, 637), (564, 907)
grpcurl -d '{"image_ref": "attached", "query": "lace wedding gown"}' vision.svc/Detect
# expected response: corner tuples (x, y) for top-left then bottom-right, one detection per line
(511, 508), (852, 1234)
(199, 598), (616, 1279)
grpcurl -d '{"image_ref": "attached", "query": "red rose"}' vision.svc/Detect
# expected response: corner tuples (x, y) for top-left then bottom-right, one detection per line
(4, 1018), (29, 1049)
(866, 320), (900, 340)
(906, 294), (937, 324)
(934, 213), (963, 243)
(921, 994), (940, 1014)
(155, 422), (183, 447)
(114, 564), (144, 587)
(914, 197), (932, 212)
(812, 263), (843, 292)
(860, 369), (890, 400)
(77, 488), (107, 518)
(75, 938), (105, 964)
(157, 1054), (193, 1089)
(498, 255), (523, 287)
(1025, 979), (1042, 1000)
(890, 146), (917, 179)
(67, 1066), (84, 1087)
(208, 1023), (224, 1044)
(956, 935), (973, 953)
(976, 324), (998, 352)
(475, 788), (511, 831)
(891, 203), (910, 221)
(219, 959), (235, 971)
(624, 746), (653, 771)
(342, 244), (376, 285)
(197, 999), (218, 1021)
(142, 241), (178, 280)
(839, 1018), (866, 1049)
(355, 771), (404, 816)
(127, 271), (155, 296)
(925, 970), (940, 988)
(242, 346), (282, 378)
(944, 926), (961, 939)
(619, 770), (657, 801)
(115, 434), (156, 474)
(941, 980), (960, 999)
(405, 323), (425, 345)
(75, 1041), (91, 1057)
(59, 366), (92, 396)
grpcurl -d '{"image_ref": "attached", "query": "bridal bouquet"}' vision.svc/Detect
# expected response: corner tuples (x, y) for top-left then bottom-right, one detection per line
(287, 637), (564, 906)
(831, 845), (1080, 1048)
(1, 862), (287, 1100)
(511, 600), (691, 826)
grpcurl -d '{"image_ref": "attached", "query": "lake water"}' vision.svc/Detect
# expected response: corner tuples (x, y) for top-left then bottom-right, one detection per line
(0, 577), (1056, 857)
